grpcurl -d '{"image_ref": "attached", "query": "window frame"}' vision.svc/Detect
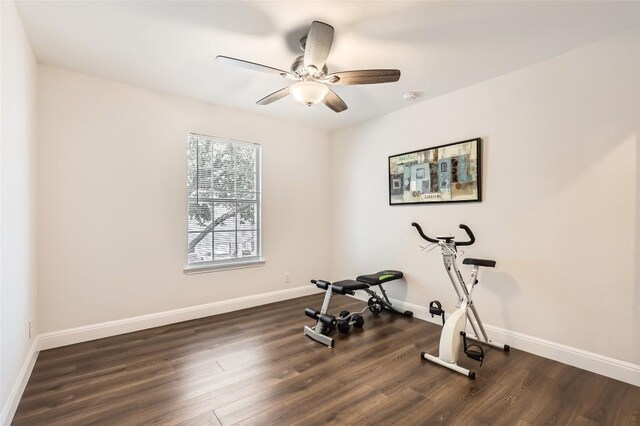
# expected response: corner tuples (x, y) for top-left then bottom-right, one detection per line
(184, 133), (264, 273)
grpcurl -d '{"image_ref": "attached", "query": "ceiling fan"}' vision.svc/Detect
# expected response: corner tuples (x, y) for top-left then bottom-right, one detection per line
(216, 21), (401, 113)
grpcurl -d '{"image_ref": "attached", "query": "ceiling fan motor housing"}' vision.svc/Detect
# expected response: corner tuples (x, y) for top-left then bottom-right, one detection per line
(291, 55), (327, 78)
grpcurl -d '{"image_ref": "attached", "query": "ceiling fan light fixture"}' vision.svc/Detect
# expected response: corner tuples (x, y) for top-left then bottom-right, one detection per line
(291, 80), (329, 106)
(217, 21), (400, 113)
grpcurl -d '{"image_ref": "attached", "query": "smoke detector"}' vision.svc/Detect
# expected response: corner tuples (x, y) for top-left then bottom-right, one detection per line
(403, 92), (421, 101)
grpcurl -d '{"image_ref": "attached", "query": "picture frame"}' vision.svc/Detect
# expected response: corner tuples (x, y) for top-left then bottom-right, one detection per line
(388, 138), (482, 205)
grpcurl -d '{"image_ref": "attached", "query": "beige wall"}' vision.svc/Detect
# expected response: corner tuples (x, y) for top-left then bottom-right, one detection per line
(0, 0), (38, 417)
(330, 30), (640, 364)
(36, 66), (331, 333)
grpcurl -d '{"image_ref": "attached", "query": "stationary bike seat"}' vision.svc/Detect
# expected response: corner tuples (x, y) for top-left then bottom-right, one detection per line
(463, 258), (496, 268)
(356, 270), (403, 285)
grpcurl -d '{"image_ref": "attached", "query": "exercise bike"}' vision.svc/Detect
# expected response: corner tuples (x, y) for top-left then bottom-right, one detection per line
(412, 222), (509, 379)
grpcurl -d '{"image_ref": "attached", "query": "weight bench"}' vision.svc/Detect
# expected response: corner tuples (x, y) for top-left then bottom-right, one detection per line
(303, 270), (413, 347)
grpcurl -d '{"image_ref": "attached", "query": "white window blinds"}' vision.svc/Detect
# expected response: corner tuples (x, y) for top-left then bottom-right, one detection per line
(187, 133), (262, 267)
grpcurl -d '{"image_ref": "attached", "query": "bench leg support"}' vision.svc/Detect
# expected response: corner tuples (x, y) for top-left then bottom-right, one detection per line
(303, 325), (334, 347)
(364, 286), (413, 317)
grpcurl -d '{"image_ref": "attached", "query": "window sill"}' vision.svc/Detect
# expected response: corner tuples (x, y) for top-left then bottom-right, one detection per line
(184, 259), (266, 274)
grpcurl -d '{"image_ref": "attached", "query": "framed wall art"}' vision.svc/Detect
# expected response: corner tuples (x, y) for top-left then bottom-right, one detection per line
(389, 138), (481, 205)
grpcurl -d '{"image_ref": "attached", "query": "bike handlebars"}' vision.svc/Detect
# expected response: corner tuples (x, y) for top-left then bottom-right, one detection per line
(411, 222), (439, 243)
(411, 222), (476, 246)
(456, 224), (475, 246)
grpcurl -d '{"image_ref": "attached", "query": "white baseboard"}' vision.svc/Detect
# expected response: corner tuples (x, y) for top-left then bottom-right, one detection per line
(38, 285), (321, 351)
(1, 337), (40, 426)
(352, 293), (640, 387)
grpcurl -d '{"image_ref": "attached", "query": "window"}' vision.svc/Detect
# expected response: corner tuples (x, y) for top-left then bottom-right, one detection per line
(186, 133), (262, 270)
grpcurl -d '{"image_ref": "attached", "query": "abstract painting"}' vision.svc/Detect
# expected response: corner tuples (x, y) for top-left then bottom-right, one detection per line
(389, 138), (481, 205)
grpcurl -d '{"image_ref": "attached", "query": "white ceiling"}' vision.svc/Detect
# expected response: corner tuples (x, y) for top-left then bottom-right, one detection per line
(16, 1), (640, 131)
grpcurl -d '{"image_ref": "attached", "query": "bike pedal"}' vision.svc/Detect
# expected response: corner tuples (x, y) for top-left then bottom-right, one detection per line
(429, 300), (444, 316)
(465, 348), (485, 366)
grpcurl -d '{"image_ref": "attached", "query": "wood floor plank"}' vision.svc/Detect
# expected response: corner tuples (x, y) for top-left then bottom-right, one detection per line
(13, 293), (640, 425)
(233, 403), (298, 426)
(175, 411), (222, 426)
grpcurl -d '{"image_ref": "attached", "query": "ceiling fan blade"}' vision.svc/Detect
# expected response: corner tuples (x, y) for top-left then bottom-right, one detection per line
(216, 55), (294, 79)
(322, 89), (348, 113)
(325, 69), (401, 85)
(304, 21), (334, 70)
(256, 86), (291, 105)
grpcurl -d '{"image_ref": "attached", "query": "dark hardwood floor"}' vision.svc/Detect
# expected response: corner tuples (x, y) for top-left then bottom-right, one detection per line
(13, 294), (640, 425)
